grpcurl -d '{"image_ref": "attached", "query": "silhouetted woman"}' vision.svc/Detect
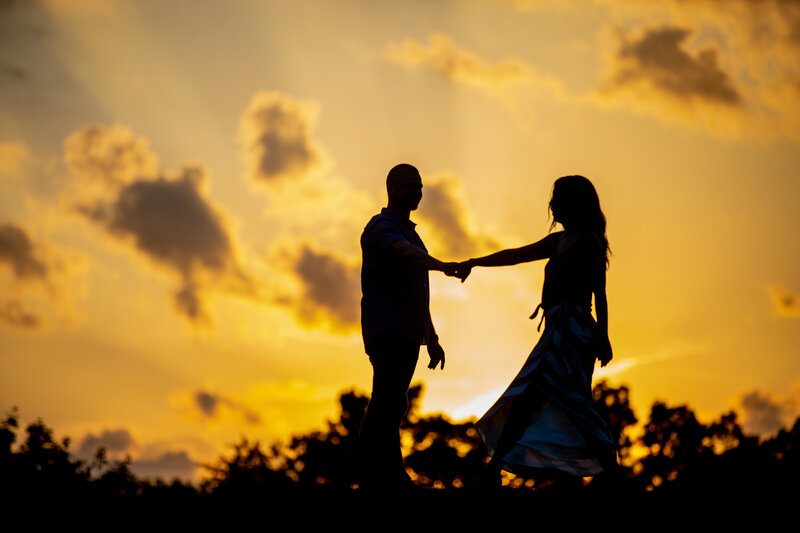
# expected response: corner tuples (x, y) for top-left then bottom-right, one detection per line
(456, 175), (616, 488)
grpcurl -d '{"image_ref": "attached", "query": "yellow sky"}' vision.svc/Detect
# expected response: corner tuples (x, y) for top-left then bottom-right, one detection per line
(2, 0), (800, 481)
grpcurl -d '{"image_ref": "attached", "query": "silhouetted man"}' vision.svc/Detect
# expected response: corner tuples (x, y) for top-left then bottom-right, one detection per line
(359, 163), (455, 490)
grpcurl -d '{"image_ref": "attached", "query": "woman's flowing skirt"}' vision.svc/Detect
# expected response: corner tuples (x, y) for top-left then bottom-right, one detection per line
(476, 304), (615, 476)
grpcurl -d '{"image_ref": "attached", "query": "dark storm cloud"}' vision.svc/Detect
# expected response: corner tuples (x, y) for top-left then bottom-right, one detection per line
(77, 428), (135, 458)
(609, 26), (742, 106)
(239, 91), (325, 185)
(291, 244), (360, 329)
(416, 175), (499, 258)
(0, 223), (49, 280)
(193, 389), (260, 424)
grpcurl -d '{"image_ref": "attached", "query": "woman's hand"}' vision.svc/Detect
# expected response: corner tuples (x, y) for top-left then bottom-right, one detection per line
(589, 330), (613, 367)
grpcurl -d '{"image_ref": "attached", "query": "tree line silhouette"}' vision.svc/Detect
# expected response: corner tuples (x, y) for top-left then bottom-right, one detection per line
(2, 381), (799, 499)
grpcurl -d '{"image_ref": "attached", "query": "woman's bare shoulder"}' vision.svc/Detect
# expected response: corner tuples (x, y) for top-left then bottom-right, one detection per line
(557, 231), (602, 255)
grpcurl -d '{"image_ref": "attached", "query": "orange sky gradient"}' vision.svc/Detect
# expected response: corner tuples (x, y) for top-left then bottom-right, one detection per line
(2, 0), (799, 482)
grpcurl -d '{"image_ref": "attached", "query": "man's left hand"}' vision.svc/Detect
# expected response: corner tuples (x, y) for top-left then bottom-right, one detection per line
(427, 339), (445, 370)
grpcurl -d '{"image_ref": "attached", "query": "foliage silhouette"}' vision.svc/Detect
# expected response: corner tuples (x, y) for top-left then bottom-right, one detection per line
(3, 380), (800, 499)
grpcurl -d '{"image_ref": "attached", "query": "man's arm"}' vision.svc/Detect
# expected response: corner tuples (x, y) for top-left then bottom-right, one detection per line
(388, 239), (456, 275)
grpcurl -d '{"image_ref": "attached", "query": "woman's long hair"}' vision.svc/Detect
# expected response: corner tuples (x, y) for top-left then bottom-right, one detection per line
(549, 175), (610, 268)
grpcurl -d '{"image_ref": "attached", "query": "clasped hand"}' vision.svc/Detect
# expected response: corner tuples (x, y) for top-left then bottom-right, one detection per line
(442, 260), (473, 282)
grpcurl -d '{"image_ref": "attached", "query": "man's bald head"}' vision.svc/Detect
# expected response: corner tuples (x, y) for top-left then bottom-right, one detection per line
(386, 163), (423, 214)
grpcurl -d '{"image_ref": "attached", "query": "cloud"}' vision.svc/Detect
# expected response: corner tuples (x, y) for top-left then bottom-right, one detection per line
(79, 167), (255, 322)
(129, 451), (197, 482)
(0, 299), (42, 329)
(260, 171), (497, 331)
(76, 425), (197, 482)
(386, 33), (533, 88)
(66, 124), (259, 324)
(581, 1), (800, 140)
(193, 389), (260, 425)
(0, 222), (49, 280)
(416, 173), (500, 258)
(0, 222), (68, 330)
(235, 91), (376, 331)
(289, 243), (360, 330)
(736, 389), (794, 437)
(608, 26), (742, 106)
(77, 428), (135, 458)
(0, 141), (32, 177)
(238, 91), (327, 186)
(384, 33), (564, 98)
(265, 242), (360, 331)
(266, 174), (496, 331)
(594, 341), (707, 380)
(64, 123), (159, 193)
(768, 285), (800, 317)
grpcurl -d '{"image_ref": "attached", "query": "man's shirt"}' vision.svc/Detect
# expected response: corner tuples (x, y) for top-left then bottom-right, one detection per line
(360, 207), (430, 354)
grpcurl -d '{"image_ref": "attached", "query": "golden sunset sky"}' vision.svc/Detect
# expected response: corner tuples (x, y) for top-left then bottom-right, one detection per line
(2, 0), (799, 481)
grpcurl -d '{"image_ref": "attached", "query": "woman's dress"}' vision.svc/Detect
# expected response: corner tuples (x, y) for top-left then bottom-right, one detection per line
(476, 232), (616, 476)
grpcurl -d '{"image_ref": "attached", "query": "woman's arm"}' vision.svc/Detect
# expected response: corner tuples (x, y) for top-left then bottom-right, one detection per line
(470, 233), (559, 268)
(592, 269), (612, 366)
(454, 233), (558, 281)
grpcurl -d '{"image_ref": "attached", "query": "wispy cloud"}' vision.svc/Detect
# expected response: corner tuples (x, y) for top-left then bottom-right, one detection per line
(193, 389), (261, 425)
(384, 33), (564, 99)
(594, 341), (708, 379)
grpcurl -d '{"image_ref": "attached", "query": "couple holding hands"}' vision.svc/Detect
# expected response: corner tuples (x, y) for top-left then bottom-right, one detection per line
(358, 163), (616, 491)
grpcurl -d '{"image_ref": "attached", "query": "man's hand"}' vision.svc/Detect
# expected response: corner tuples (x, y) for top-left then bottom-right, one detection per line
(427, 338), (445, 370)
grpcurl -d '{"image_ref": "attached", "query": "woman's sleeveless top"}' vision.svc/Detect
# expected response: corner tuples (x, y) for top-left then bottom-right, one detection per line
(541, 232), (604, 310)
